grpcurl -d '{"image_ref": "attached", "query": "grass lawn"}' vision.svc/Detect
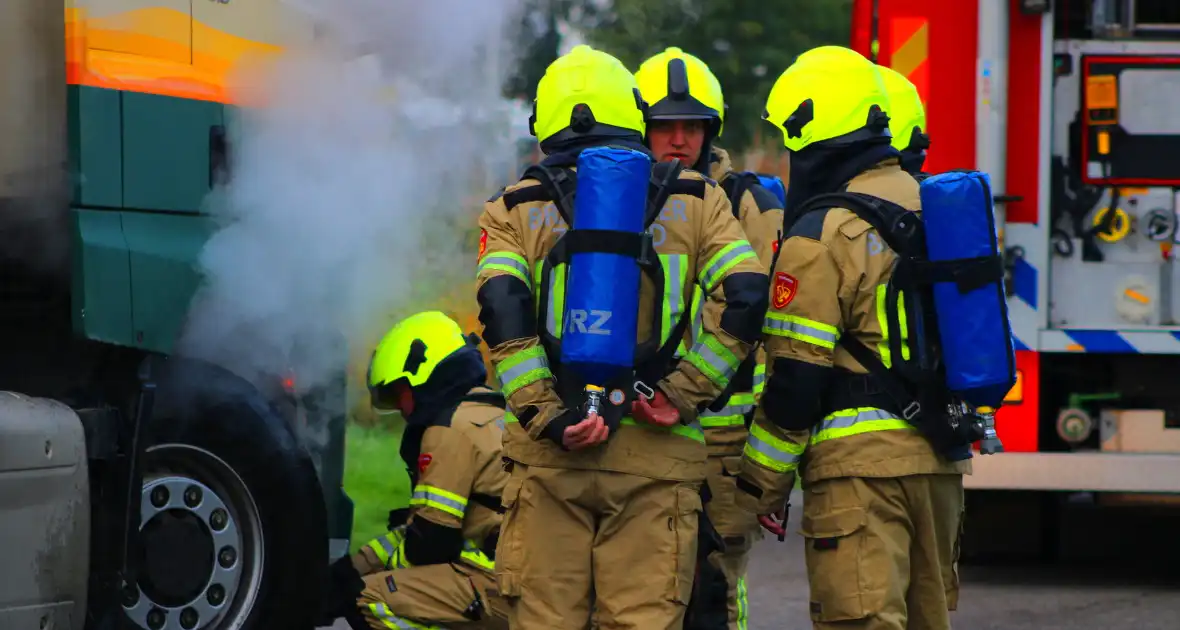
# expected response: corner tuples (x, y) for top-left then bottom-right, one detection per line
(343, 423), (411, 553)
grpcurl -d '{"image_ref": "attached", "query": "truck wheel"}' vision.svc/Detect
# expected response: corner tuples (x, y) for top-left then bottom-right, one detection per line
(121, 393), (328, 630)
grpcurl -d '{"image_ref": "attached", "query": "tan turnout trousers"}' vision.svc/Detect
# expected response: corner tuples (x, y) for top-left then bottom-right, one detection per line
(495, 463), (702, 630)
(800, 474), (965, 630)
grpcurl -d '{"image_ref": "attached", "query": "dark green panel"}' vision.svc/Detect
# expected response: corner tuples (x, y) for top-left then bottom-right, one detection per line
(71, 209), (134, 345)
(121, 211), (217, 353)
(67, 86), (123, 208)
(122, 93), (223, 213)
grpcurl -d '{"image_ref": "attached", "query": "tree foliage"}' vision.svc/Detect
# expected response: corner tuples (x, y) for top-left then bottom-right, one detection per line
(584, 0), (853, 151)
(504, 0), (853, 151)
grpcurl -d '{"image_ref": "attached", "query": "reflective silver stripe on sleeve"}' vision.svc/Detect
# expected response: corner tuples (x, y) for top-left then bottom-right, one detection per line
(745, 431), (801, 470)
(410, 489), (467, 515)
(701, 242), (756, 290)
(496, 352), (550, 392)
(762, 315), (839, 346)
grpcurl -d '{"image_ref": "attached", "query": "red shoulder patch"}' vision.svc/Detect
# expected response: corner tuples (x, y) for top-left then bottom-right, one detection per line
(418, 453), (433, 474)
(772, 272), (798, 309)
(478, 229), (488, 260)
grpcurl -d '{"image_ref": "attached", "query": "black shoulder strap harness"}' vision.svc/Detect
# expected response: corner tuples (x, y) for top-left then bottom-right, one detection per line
(775, 191), (1004, 427)
(392, 390), (510, 530)
(503, 158), (705, 422)
(720, 171), (782, 220)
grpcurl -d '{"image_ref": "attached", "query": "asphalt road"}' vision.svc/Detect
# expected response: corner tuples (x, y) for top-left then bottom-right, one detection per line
(741, 490), (1180, 630)
(326, 490), (1180, 629)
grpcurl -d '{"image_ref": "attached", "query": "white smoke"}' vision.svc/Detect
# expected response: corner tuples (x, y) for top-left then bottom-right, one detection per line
(177, 0), (526, 407)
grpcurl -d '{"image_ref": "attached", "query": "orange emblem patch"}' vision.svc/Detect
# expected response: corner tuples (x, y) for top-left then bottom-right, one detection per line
(478, 229), (488, 260)
(772, 272), (798, 309)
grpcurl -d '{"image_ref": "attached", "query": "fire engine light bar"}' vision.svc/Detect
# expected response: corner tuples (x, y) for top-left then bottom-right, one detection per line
(1003, 370), (1024, 404)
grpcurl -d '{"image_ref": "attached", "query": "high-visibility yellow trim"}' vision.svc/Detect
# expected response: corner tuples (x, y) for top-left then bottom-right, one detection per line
(409, 486), (468, 519)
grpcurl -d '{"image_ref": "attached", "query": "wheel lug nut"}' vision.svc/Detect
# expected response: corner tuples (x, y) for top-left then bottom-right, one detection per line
(180, 607), (199, 629)
(147, 608), (166, 630)
(184, 485), (202, 507)
(150, 486), (169, 508)
(207, 584), (226, 606)
(218, 546), (237, 568)
(210, 508), (228, 531)
(121, 583), (139, 607)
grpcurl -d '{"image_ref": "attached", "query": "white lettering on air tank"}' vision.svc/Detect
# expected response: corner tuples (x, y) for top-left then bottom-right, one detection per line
(567, 309), (612, 335)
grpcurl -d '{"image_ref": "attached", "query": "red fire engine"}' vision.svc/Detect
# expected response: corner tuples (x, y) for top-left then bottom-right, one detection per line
(850, 0), (1180, 513)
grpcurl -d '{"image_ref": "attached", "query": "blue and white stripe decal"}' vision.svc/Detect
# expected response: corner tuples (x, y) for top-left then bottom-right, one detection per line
(1003, 223), (1044, 353)
(1039, 329), (1180, 354)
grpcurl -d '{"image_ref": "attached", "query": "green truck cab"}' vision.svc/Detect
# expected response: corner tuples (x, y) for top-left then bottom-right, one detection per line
(1, 2), (352, 628)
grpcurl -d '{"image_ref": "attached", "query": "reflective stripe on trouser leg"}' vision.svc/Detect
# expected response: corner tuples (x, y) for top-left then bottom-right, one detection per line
(736, 576), (749, 630)
(367, 603), (442, 630)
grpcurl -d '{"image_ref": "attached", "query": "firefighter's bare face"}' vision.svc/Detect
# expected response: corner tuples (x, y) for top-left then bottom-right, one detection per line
(647, 119), (706, 165)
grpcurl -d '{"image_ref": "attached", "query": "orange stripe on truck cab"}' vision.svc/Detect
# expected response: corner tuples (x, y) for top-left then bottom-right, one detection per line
(65, 7), (281, 104)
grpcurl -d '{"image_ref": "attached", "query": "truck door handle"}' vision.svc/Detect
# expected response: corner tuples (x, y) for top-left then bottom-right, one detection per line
(209, 124), (229, 188)
(994, 194), (1023, 204)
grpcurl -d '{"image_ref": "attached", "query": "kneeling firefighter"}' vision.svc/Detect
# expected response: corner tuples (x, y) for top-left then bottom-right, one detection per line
(634, 46), (784, 630)
(737, 45), (1014, 629)
(324, 311), (510, 630)
(476, 44), (768, 629)
(877, 64), (931, 181)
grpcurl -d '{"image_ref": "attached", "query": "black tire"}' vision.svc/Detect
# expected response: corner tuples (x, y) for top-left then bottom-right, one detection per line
(132, 358), (328, 630)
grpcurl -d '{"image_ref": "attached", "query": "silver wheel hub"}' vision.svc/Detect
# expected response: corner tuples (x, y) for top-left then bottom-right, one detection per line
(123, 476), (243, 630)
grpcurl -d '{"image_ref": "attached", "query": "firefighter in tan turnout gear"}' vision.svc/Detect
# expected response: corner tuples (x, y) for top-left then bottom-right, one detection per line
(476, 44), (768, 629)
(634, 46), (783, 630)
(736, 46), (970, 630)
(324, 311), (510, 630)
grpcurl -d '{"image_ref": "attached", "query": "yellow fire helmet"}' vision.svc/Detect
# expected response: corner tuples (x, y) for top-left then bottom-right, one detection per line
(634, 46), (726, 137)
(367, 310), (470, 410)
(530, 44), (647, 145)
(877, 64), (929, 152)
(763, 45), (892, 152)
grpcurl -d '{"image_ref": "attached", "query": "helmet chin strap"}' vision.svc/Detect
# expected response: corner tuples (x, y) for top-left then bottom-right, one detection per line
(693, 134), (717, 173)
